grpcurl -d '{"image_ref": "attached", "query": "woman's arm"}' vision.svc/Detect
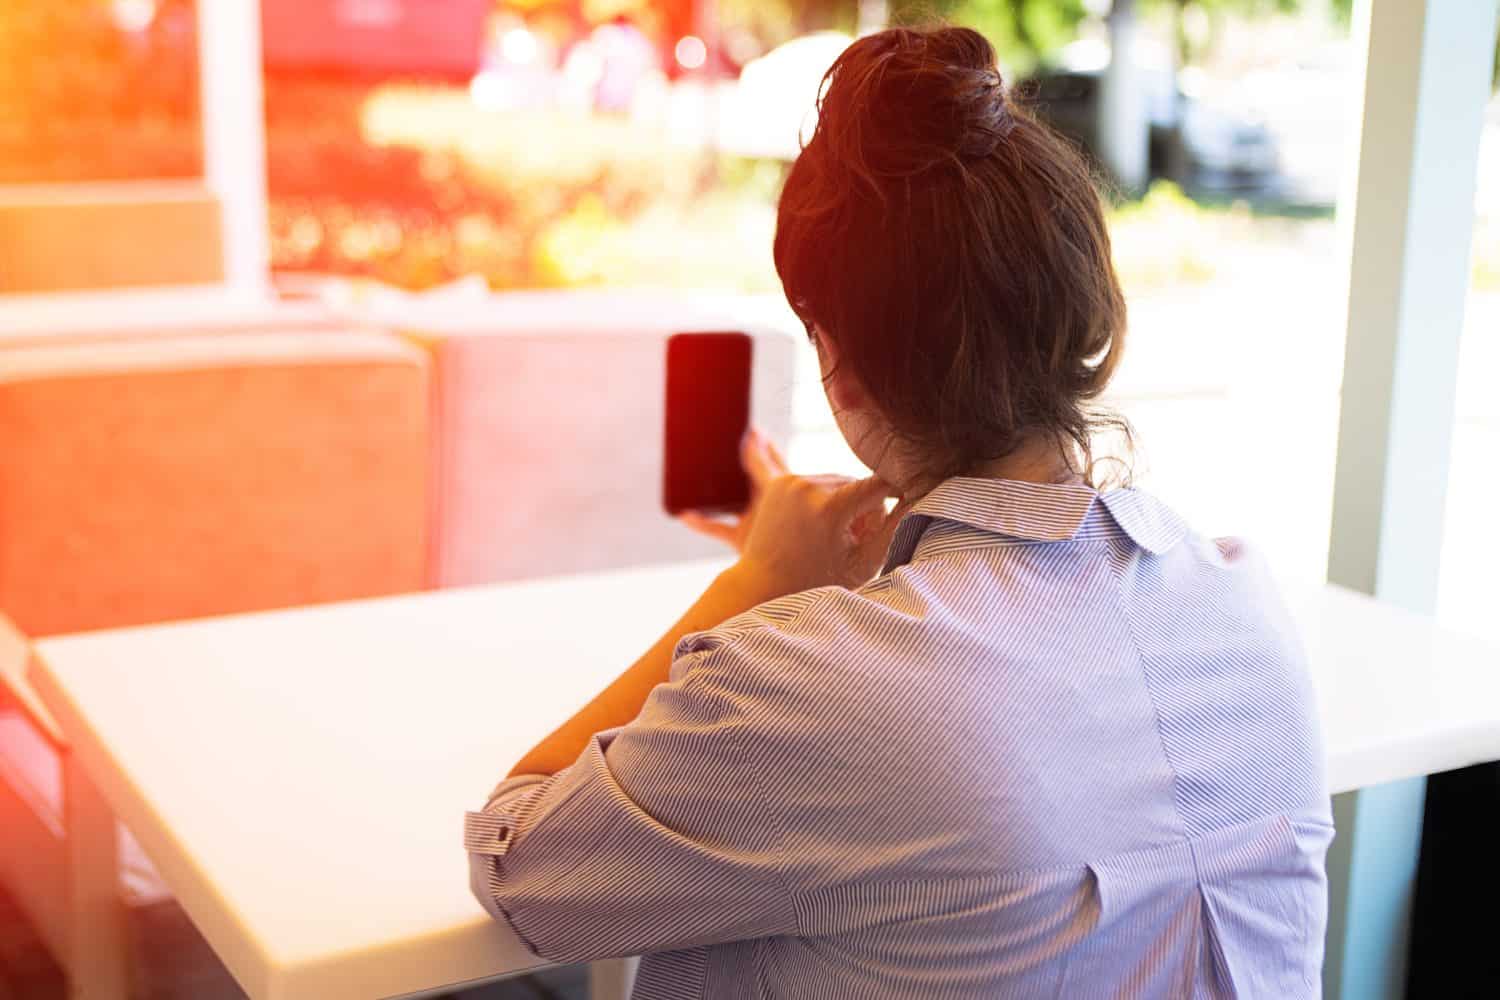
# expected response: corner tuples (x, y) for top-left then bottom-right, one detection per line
(506, 560), (782, 778)
(507, 431), (904, 779)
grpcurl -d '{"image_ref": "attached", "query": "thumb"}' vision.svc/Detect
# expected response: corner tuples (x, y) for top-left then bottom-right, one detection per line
(835, 475), (899, 524)
(857, 495), (913, 551)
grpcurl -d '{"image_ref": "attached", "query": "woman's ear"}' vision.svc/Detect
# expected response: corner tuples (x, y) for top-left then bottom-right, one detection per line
(813, 326), (865, 412)
(826, 368), (865, 412)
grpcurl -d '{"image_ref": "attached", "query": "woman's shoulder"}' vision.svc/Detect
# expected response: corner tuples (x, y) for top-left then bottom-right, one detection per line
(675, 585), (849, 656)
(667, 586), (841, 682)
(667, 581), (925, 700)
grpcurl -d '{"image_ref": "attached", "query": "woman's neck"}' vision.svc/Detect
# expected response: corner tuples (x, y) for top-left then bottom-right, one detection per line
(971, 441), (1082, 486)
(890, 436), (1082, 502)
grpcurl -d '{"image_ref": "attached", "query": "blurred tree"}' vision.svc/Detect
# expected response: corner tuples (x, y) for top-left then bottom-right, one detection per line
(648, 0), (864, 53)
(1154, 0), (1298, 68)
(942, 0), (1090, 72)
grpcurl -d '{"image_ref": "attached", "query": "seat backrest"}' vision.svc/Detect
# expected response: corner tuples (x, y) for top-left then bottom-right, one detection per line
(0, 329), (429, 636)
(380, 289), (799, 587)
(0, 181), (223, 294)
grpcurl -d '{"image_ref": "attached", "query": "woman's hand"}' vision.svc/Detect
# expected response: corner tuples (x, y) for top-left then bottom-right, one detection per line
(679, 429), (909, 597)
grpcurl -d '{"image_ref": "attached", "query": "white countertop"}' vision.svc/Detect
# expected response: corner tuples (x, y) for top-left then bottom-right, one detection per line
(29, 561), (1500, 999)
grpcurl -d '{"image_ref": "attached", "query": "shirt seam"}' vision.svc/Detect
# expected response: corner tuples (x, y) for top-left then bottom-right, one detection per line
(729, 725), (804, 939)
(674, 587), (854, 941)
(1098, 539), (1194, 841)
(675, 597), (842, 942)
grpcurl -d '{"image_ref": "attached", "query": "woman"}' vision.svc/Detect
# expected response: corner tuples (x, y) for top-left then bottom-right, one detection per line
(467, 25), (1331, 998)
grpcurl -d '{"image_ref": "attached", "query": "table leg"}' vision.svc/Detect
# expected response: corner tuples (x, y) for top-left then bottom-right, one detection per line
(63, 753), (130, 1000)
(1322, 778), (1426, 1000)
(588, 958), (637, 1000)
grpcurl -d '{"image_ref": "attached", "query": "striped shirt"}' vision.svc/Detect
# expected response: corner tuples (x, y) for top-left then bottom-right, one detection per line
(466, 477), (1333, 998)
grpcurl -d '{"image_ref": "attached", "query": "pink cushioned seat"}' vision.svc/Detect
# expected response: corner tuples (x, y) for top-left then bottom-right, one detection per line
(0, 329), (429, 636)
(367, 289), (798, 587)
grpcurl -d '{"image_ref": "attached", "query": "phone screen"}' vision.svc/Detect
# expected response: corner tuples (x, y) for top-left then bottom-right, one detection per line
(663, 332), (753, 516)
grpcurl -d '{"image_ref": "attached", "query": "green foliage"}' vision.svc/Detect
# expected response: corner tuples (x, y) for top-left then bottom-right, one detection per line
(899, 0), (1500, 94)
(720, 0), (858, 40)
(884, 0), (1089, 73)
(718, 0), (815, 48)
(261, 81), (507, 289)
(951, 0), (1090, 73)
(1140, 0), (1303, 67)
(266, 79), (766, 290)
(1108, 180), (1224, 286)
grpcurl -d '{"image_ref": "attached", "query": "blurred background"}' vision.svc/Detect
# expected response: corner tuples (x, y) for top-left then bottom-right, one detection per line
(7, 0), (1491, 626)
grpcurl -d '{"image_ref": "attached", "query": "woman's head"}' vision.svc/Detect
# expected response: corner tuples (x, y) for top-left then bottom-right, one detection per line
(774, 25), (1129, 492)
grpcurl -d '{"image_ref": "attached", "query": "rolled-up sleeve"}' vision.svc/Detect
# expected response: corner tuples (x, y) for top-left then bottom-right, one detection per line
(465, 651), (799, 963)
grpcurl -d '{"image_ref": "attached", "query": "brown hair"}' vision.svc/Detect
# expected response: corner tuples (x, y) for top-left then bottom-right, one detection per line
(774, 25), (1131, 487)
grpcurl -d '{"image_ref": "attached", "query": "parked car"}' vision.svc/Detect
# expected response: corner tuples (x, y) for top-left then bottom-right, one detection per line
(1018, 67), (1280, 195)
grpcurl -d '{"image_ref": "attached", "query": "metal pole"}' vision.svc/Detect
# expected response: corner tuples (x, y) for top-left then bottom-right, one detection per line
(197, 0), (272, 298)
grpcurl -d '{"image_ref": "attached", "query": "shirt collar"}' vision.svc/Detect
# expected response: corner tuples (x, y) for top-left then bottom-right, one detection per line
(880, 476), (1188, 573)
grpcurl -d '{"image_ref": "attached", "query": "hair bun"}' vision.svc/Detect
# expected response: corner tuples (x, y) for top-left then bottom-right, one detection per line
(813, 26), (1013, 183)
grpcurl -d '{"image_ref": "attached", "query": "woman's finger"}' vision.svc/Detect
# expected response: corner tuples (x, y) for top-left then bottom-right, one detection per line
(746, 428), (790, 481)
(677, 511), (740, 546)
(802, 473), (857, 490)
(740, 429), (784, 489)
(764, 434), (789, 473)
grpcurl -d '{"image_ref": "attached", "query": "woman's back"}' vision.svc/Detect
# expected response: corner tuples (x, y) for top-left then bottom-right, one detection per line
(476, 480), (1331, 998)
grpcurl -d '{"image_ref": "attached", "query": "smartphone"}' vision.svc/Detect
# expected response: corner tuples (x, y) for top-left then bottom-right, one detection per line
(663, 331), (753, 516)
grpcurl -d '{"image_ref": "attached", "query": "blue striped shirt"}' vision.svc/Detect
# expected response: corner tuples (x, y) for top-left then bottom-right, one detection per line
(467, 477), (1333, 998)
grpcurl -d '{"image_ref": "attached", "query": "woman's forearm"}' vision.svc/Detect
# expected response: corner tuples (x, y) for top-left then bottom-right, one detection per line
(506, 560), (782, 778)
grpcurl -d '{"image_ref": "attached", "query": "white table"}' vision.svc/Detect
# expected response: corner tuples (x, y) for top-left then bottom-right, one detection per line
(27, 561), (1500, 999)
